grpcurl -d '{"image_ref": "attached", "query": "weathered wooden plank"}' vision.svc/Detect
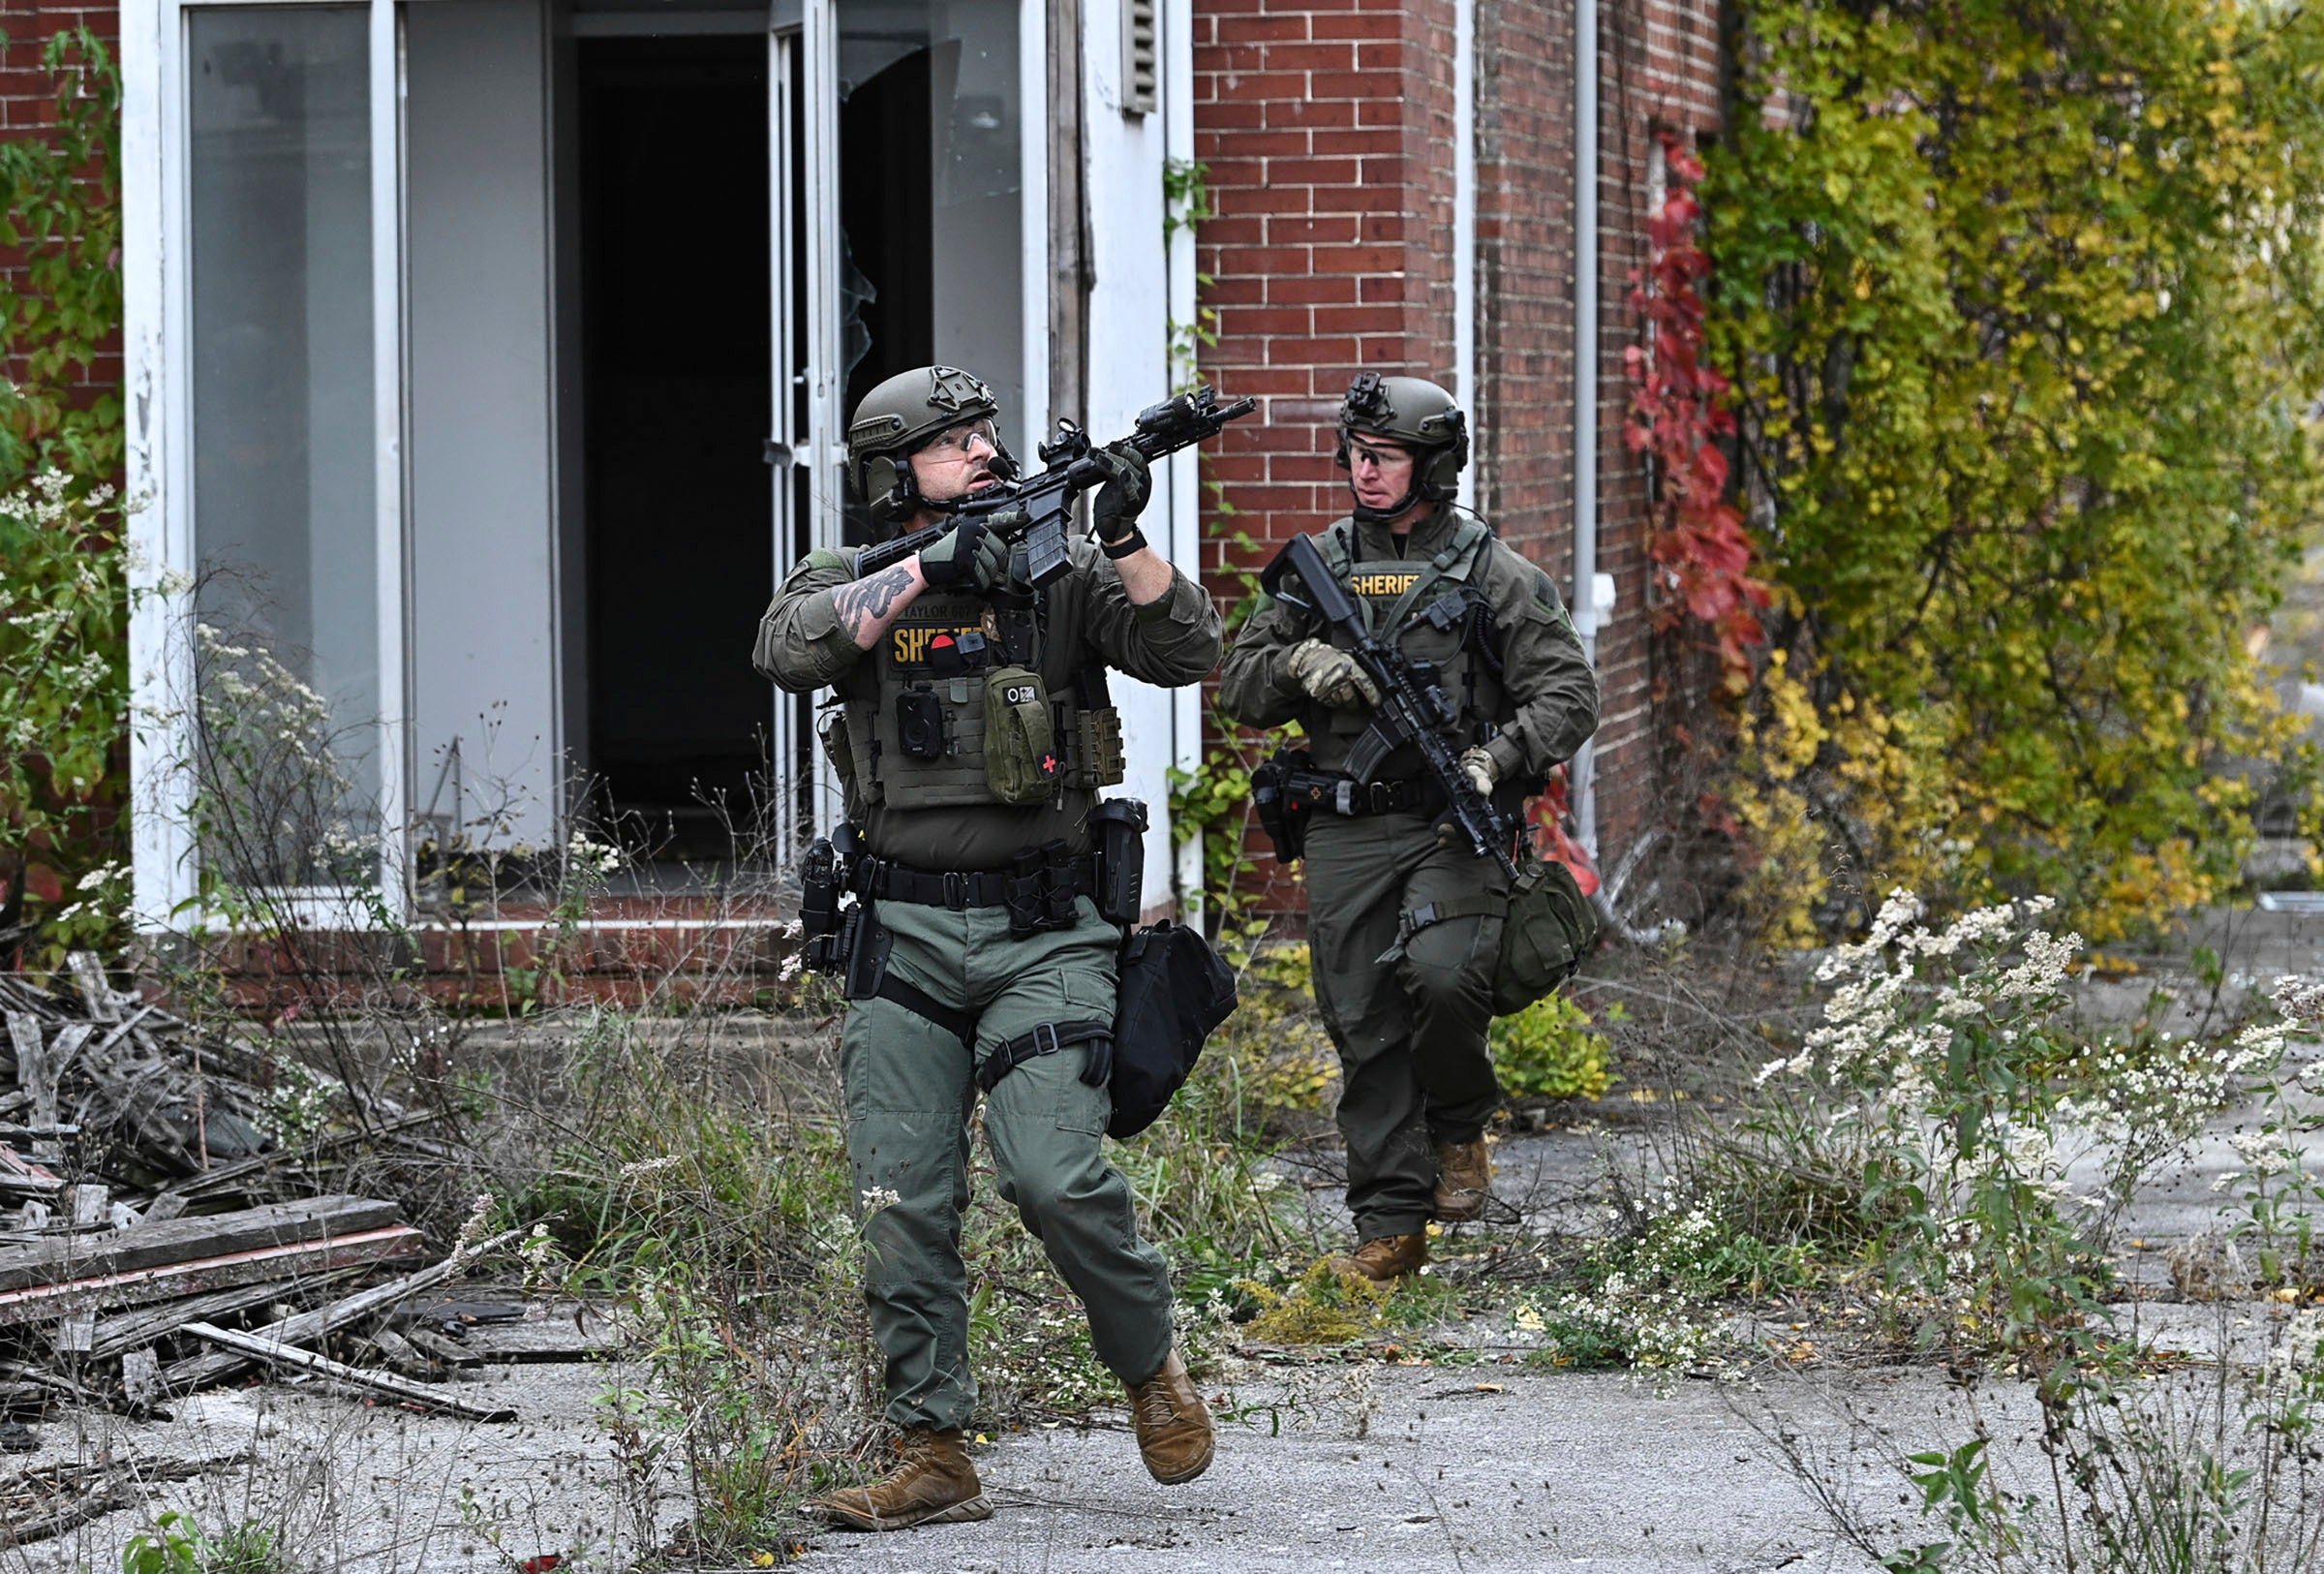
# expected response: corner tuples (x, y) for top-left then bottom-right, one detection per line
(86, 1268), (365, 1360)
(0, 1195), (402, 1294)
(64, 952), (119, 1024)
(6, 1017), (50, 1135)
(119, 1347), (162, 1409)
(353, 1325), (438, 1380)
(402, 1325), (480, 1369)
(0, 1224), (424, 1328)
(87, 1003), (158, 1060)
(65, 1185), (106, 1230)
(46, 1023), (92, 1083)
(52, 1311), (93, 1354)
(162, 1228), (522, 1394)
(178, 1322), (516, 1423)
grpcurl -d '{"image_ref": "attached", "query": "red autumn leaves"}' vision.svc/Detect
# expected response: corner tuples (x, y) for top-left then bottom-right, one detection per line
(1623, 132), (1773, 682)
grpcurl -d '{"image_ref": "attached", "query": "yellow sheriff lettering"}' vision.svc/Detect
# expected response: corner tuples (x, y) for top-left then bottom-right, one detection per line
(889, 624), (985, 664)
(1350, 571), (1421, 597)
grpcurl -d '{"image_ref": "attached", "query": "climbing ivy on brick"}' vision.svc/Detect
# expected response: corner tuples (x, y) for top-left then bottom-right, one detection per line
(1704, 0), (2324, 941)
(1625, 130), (1773, 691)
(0, 26), (127, 963)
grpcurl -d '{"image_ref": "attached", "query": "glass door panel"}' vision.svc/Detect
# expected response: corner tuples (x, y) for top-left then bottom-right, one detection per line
(185, 4), (379, 889)
(833, 0), (1025, 541)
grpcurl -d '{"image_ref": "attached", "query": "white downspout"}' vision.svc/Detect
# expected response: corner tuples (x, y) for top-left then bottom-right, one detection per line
(1164, 0), (1202, 918)
(1571, 0), (1602, 858)
(1453, 0), (1475, 480)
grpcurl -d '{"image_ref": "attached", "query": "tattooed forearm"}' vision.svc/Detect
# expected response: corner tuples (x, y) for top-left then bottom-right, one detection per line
(834, 564), (919, 645)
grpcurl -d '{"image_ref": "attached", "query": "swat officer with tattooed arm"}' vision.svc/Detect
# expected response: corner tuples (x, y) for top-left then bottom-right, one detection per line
(751, 365), (1222, 1530)
(1219, 373), (1600, 1283)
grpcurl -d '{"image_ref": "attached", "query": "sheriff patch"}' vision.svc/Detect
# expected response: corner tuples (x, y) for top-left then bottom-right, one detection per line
(890, 624), (986, 665)
(1351, 571), (1421, 597)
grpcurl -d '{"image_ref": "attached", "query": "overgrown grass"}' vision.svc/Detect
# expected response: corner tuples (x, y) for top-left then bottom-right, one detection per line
(473, 995), (1322, 1561)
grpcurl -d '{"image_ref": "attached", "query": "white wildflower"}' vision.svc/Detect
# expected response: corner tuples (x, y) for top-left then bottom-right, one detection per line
(2230, 1129), (2280, 1170)
(453, 1192), (496, 1252)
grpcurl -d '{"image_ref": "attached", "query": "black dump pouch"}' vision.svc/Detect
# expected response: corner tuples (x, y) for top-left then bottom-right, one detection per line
(1088, 798), (1148, 925)
(1106, 921), (1239, 1139)
(1251, 748), (1314, 864)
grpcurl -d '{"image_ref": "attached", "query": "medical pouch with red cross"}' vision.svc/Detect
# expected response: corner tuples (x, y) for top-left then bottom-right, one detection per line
(982, 664), (1062, 805)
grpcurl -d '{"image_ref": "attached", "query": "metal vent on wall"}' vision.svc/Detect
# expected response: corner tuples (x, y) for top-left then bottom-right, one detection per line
(1121, 0), (1157, 116)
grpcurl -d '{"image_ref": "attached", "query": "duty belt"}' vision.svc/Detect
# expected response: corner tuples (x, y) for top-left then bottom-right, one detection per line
(1279, 770), (1434, 818)
(849, 854), (1100, 909)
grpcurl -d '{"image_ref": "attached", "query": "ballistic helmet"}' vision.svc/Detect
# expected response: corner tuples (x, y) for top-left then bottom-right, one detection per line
(845, 365), (1018, 525)
(1333, 372), (1469, 519)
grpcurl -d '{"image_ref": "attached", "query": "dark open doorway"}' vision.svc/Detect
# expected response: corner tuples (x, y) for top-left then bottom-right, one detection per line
(576, 35), (771, 860)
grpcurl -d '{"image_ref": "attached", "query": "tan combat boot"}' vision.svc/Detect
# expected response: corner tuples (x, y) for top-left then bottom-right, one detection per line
(1433, 1136), (1492, 1222)
(805, 1428), (993, 1530)
(1323, 1231), (1430, 1283)
(1124, 1351), (1215, 1484)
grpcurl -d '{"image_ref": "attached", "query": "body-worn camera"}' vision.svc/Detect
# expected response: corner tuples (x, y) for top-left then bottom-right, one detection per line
(896, 689), (946, 759)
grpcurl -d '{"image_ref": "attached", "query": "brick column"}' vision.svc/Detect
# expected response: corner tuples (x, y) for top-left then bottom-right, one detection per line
(1191, 0), (1460, 582)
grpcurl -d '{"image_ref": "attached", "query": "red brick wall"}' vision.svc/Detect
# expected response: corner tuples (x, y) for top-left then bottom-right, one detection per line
(0, 2), (123, 430)
(0, 4), (113, 133)
(1194, 0), (1729, 871)
(1191, 0), (1461, 584)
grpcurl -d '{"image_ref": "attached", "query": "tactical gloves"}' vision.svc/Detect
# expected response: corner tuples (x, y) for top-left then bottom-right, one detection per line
(918, 514), (1013, 592)
(1284, 638), (1382, 710)
(1090, 442), (1152, 555)
(1458, 746), (1499, 799)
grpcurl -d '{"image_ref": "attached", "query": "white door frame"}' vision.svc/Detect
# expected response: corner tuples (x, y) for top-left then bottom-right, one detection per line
(767, 11), (806, 854)
(798, 0), (843, 834)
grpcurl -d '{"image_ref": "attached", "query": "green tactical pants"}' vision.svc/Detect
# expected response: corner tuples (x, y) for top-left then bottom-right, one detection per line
(1304, 812), (1511, 1240)
(841, 893), (1175, 1433)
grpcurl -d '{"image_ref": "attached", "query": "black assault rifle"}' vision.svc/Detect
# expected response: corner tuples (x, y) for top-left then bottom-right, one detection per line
(854, 385), (1258, 589)
(1259, 533), (1522, 881)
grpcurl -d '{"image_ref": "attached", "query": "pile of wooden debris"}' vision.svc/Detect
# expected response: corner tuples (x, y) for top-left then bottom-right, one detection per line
(0, 956), (550, 1497)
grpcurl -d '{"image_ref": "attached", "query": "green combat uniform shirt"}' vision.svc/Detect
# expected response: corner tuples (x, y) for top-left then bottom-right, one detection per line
(1218, 505), (1599, 1239)
(752, 535), (1223, 1431)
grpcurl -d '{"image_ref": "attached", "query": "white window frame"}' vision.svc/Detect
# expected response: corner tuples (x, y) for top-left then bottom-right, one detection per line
(125, 0), (408, 932)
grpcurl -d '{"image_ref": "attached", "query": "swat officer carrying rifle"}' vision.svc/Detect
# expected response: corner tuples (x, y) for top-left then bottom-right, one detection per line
(1220, 372), (1601, 1283)
(753, 365), (1238, 1530)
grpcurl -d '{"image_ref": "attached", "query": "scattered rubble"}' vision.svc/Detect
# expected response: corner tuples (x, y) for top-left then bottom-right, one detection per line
(0, 956), (570, 1550)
